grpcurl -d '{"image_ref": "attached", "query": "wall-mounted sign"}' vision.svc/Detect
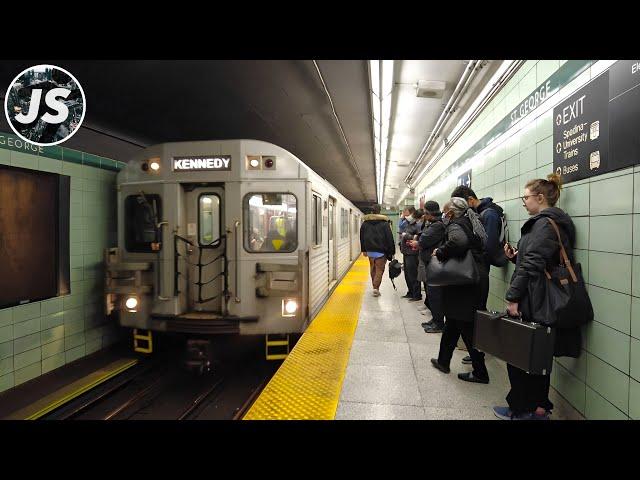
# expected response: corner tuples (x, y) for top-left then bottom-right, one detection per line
(609, 60), (640, 173)
(553, 72), (609, 183)
(457, 169), (472, 188)
(510, 80), (552, 126)
(172, 155), (231, 171)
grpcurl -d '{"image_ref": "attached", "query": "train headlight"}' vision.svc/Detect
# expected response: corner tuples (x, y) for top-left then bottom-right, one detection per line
(149, 160), (160, 171)
(282, 298), (298, 317)
(125, 297), (138, 311)
(250, 158), (260, 168)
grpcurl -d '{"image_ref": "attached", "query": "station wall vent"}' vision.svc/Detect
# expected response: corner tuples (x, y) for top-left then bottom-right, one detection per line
(416, 80), (446, 99)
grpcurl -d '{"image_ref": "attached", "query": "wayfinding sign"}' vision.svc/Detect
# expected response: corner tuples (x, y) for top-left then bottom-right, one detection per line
(553, 72), (609, 183)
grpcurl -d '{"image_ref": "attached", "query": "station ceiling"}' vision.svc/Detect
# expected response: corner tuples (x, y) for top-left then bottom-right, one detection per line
(0, 60), (503, 210)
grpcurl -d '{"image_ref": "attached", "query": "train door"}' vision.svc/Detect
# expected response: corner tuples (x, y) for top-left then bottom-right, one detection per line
(349, 208), (354, 260)
(183, 186), (225, 313)
(328, 197), (336, 283)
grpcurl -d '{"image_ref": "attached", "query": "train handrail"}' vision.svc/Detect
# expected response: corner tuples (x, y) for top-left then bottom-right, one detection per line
(234, 221), (241, 303)
(174, 234), (230, 310)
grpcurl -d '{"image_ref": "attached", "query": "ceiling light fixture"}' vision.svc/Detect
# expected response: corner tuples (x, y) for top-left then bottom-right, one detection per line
(369, 59), (394, 205)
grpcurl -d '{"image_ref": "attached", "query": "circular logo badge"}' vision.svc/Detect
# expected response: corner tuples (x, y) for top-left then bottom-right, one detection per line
(4, 64), (86, 146)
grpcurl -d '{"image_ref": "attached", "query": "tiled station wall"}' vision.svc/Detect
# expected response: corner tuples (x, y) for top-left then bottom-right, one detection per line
(414, 60), (640, 419)
(0, 137), (126, 393)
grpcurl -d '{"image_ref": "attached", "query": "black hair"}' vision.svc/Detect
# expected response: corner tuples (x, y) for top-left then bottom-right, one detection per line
(414, 209), (425, 219)
(371, 204), (381, 214)
(406, 206), (416, 215)
(451, 185), (477, 200)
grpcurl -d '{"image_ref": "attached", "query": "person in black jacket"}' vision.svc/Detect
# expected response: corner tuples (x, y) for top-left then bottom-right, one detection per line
(400, 209), (423, 301)
(429, 198), (490, 383)
(493, 173), (581, 420)
(417, 201), (446, 333)
(359, 204), (396, 297)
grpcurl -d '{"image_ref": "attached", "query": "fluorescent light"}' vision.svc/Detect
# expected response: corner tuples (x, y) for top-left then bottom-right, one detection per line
(382, 60), (393, 97)
(369, 60), (380, 98)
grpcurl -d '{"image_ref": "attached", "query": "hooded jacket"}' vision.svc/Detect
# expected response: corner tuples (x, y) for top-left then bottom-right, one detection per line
(359, 214), (396, 259)
(505, 207), (581, 357)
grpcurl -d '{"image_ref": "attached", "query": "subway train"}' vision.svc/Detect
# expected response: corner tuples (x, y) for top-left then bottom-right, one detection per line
(104, 139), (363, 361)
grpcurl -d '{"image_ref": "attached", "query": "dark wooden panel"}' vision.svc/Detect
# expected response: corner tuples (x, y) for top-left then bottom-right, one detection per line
(0, 165), (59, 306)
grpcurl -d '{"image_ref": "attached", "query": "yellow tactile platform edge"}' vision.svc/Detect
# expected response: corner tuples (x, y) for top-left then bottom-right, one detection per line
(243, 256), (369, 420)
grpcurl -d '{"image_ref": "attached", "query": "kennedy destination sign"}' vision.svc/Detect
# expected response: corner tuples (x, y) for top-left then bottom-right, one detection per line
(173, 155), (231, 171)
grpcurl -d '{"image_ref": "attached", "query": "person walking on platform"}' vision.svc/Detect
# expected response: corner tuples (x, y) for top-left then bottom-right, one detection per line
(493, 174), (581, 420)
(417, 201), (446, 333)
(451, 185), (503, 364)
(359, 204), (396, 297)
(400, 208), (423, 302)
(430, 198), (490, 384)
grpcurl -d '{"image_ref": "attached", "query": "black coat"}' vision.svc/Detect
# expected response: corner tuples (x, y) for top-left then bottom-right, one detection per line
(400, 220), (422, 256)
(419, 219), (445, 265)
(505, 207), (581, 357)
(359, 214), (396, 259)
(435, 216), (488, 322)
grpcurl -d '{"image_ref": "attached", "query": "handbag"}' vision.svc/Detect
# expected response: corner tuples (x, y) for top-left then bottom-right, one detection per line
(525, 218), (594, 328)
(426, 249), (479, 286)
(417, 256), (427, 283)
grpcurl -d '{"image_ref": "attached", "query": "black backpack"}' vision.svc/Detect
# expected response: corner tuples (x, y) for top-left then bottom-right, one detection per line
(480, 204), (509, 268)
(388, 259), (403, 290)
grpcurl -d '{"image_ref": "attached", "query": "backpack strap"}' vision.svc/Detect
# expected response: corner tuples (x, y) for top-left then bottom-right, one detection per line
(545, 217), (578, 283)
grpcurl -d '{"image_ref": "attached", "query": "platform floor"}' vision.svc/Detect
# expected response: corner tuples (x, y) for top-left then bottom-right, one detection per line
(335, 261), (584, 420)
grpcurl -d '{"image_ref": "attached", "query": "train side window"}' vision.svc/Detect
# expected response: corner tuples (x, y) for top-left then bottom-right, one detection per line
(198, 193), (221, 247)
(125, 194), (162, 253)
(244, 193), (297, 253)
(313, 193), (322, 246)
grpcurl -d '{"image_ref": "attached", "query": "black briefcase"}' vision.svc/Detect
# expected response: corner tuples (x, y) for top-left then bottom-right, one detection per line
(473, 310), (555, 375)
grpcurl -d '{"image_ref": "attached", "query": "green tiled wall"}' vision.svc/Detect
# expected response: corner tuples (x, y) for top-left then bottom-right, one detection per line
(0, 139), (122, 394)
(415, 60), (638, 419)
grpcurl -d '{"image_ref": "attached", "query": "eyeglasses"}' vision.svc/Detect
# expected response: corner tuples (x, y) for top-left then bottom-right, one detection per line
(520, 194), (541, 202)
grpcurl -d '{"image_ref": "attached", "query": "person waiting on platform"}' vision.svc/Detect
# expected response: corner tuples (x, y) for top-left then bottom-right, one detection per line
(493, 174), (581, 420)
(430, 198), (490, 384)
(415, 201), (446, 333)
(400, 208), (423, 302)
(359, 204), (396, 297)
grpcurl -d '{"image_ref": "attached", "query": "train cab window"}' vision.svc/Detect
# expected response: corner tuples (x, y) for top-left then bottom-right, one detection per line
(244, 193), (297, 253)
(313, 193), (322, 246)
(125, 194), (162, 252)
(198, 194), (221, 247)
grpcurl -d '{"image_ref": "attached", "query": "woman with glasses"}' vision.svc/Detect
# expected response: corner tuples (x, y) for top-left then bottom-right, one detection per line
(429, 197), (490, 384)
(493, 173), (581, 420)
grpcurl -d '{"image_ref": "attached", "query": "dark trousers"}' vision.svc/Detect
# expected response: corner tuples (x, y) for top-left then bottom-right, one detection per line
(437, 317), (488, 380)
(426, 284), (445, 327)
(506, 363), (553, 414)
(479, 262), (490, 311)
(403, 254), (421, 299)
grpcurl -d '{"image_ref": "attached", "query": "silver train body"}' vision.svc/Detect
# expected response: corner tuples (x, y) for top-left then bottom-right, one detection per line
(105, 140), (362, 338)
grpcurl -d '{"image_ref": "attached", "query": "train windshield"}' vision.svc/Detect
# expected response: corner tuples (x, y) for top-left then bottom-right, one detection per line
(198, 193), (221, 246)
(244, 193), (297, 253)
(125, 194), (161, 252)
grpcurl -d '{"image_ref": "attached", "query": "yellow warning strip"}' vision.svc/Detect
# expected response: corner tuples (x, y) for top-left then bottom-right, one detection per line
(243, 256), (369, 420)
(4, 358), (138, 420)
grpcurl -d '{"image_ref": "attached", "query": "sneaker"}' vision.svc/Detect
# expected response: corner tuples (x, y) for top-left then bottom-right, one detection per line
(430, 358), (450, 374)
(424, 324), (443, 333)
(372, 289), (380, 297)
(457, 372), (489, 384)
(492, 406), (514, 420)
(461, 355), (472, 365)
(513, 412), (551, 421)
